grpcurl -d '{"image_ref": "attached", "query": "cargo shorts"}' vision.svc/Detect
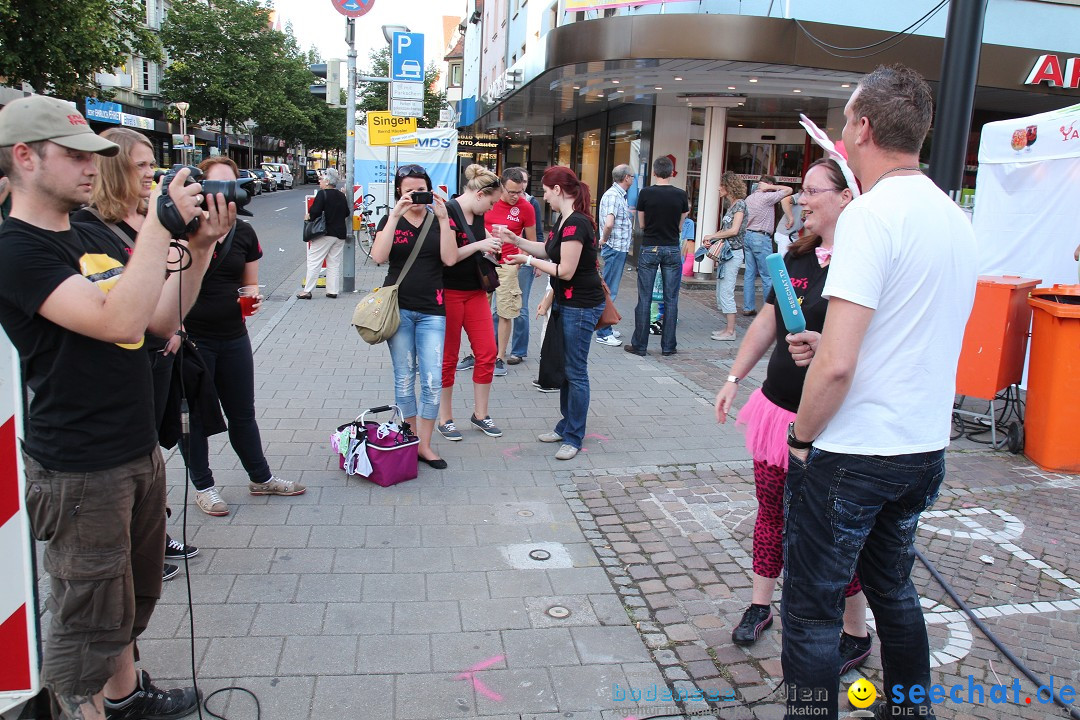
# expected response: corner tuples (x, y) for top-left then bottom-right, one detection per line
(23, 448), (166, 698)
(493, 263), (522, 319)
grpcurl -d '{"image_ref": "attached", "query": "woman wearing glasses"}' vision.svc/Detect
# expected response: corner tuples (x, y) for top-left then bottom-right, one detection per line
(701, 171), (748, 342)
(371, 164), (459, 469)
(437, 165), (504, 443)
(712, 159), (871, 672)
(502, 166), (604, 461)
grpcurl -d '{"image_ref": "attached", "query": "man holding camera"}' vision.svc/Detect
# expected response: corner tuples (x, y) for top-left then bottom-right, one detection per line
(0, 95), (235, 720)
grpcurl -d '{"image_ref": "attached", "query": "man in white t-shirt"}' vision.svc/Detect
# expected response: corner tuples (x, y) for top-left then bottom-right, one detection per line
(781, 65), (977, 719)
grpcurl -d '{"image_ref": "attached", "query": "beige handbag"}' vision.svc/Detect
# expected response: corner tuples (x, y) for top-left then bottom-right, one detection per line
(351, 213), (433, 344)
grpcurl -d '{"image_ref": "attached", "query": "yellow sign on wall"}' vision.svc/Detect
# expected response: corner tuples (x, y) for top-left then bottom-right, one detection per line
(366, 112), (418, 146)
(564, 0), (665, 10)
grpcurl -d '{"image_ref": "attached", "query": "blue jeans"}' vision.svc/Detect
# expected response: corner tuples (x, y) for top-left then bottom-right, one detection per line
(181, 333), (271, 490)
(386, 309), (445, 419)
(631, 246), (681, 353)
(743, 230), (772, 312)
(596, 245), (627, 339)
(782, 448), (945, 719)
(511, 265), (535, 358)
(554, 303), (604, 449)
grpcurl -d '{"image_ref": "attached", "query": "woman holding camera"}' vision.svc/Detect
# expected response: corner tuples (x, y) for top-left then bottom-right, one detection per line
(298, 167), (349, 299)
(702, 171), (748, 342)
(436, 165), (503, 444)
(181, 157), (305, 516)
(503, 166), (604, 461)
(71, 127), (197, 577)
(371, 164), (461, 469)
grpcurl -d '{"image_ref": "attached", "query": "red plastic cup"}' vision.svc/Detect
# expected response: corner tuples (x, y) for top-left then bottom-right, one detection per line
(238, 286), (260, 317)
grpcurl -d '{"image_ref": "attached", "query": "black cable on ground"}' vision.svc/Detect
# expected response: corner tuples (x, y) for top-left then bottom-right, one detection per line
(914, 547), (1080, 720)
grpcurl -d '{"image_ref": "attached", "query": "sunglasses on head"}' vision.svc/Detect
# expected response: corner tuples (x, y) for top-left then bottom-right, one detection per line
(396, 164), (426, 178)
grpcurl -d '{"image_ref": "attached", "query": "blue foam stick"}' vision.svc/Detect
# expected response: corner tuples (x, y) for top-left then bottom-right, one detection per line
(766, 252), (806, 334)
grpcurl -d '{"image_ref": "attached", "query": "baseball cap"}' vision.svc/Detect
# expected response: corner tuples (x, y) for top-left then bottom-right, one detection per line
(0, 95), (119, 156)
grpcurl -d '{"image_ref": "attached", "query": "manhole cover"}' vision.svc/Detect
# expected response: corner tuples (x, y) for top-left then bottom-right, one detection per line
(528, 549), (552, 561)
(546, 605), (571, 619)
(517, 510), (535, 517)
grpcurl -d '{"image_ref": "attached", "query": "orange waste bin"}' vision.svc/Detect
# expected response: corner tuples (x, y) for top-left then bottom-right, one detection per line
(1025, 285), (1080, 472)
(956, 276), (1041, 399)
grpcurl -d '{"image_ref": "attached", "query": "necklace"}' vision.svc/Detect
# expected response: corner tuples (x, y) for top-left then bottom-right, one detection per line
(872, 166), (922, 188)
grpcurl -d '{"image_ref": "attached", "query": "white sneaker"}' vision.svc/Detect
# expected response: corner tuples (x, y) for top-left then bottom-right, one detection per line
(555, 444), (580, 460)
(595, 334), (622, 347)
(195, 487), (229, 516)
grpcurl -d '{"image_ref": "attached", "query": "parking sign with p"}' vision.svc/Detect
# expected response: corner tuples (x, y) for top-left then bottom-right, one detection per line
(392, 32), (425, 82)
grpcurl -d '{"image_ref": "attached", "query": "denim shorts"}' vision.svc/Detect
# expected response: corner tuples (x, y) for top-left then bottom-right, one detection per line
(23, 448), (166, 698)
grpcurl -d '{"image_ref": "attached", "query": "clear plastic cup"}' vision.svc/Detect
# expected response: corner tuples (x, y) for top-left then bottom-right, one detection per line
(237, 285), (261, 317)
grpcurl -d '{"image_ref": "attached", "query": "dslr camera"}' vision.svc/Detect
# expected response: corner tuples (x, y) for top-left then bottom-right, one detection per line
(157, 165), (254, 237)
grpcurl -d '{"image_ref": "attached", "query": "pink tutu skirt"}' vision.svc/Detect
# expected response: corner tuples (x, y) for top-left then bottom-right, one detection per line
(735, 388), (796, 470)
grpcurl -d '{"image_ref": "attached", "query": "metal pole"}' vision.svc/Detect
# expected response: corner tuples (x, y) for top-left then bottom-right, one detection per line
(343, 18), (358, 293)
(179, 114), (187, 167)
(926, 0), (989, 196)
(386, 56), (393, 214)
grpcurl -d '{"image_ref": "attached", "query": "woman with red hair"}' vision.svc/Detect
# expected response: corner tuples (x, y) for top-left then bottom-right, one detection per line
(501, 166), (604, 460)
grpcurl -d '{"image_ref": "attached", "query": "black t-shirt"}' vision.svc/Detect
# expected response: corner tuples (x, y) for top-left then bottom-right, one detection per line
(0, 217), (157, 471)
(636, 184), (689, 247)
(309, 188), (350, 240)
(761, 250), (830, 413)
(377, 212), (446, 315)
(70, 208), (168, 354)
(184, 220), (263, 340)
(547, 212), (604, 308)
(442, 199), (484, 292)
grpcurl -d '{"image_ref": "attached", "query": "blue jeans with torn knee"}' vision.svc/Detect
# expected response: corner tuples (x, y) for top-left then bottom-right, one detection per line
(781, 447), (945, 719)
(386, 309), (445, 419)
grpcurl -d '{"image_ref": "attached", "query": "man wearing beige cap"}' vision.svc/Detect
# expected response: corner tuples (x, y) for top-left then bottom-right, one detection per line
(0, 95), (235, 720)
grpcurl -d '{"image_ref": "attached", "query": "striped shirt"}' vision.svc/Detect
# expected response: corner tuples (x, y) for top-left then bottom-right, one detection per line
(598, 183), (633, 252)
(744, 189), (786, 234)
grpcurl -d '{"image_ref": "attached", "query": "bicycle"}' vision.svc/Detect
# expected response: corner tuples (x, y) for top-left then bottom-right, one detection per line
(354, 194), (390, 262)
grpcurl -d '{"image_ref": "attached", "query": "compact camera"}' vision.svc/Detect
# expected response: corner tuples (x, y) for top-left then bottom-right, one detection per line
(409, 190), (434, 205)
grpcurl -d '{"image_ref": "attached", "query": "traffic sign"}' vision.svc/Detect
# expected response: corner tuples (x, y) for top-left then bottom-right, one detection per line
(391, 32), (425, 82)
(332, 0), (375, 18)
(391, 98), (424, 119)
(366, 112), (418, 146)
(391, 81), (424, 101)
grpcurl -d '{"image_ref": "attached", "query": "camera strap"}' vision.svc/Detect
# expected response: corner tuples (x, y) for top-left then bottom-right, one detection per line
(205, 224), (237, 279)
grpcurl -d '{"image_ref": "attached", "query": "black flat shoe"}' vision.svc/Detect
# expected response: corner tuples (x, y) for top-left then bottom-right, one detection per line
(419, 456), (448, 469)
(296, 292), (312, 299)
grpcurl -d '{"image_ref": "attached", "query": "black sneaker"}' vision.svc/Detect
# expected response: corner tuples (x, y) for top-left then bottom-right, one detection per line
(532, 380), (559, 393)
(105, 670), (199, 720)
(162, 564), (179, 582)
(731, 604), (773, 646)
(839, 631), (873, 674)
(456, 354), (475, 371)
(649, 321), (663, 336)
(470, 414), (503, 437)
(164, 534), (199, 560)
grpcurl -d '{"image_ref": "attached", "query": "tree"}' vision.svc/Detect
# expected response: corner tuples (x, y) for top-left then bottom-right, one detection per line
(0, 0), (161, 99)
(356, 46), (448, 129)
(160, 0), (275, 142)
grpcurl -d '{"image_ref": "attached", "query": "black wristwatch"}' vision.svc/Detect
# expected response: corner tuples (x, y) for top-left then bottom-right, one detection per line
(787, 422), (813, 450)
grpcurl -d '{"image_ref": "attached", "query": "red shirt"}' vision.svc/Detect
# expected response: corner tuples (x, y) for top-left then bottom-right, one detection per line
(485, 198), (537, 262)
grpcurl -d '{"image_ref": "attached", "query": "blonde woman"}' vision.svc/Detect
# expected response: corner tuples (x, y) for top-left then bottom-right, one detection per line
(702, 171), (748, 341)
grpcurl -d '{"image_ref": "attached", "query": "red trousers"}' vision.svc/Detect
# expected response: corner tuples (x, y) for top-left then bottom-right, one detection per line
(442, 289), (496, 387)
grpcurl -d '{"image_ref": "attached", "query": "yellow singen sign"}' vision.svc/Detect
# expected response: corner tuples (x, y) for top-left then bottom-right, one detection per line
(366, 112), (418, 146)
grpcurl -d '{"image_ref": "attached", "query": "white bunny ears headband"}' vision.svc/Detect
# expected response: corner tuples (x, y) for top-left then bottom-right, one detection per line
(799, 113), (861, 198)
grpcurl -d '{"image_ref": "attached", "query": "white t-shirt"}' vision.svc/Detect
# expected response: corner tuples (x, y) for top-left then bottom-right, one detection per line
(815, 175), (977, 455)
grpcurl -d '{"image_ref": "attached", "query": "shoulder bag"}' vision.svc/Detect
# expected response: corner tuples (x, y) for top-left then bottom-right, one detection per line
(303, 190), (327, 242)
(351, 212), (434, 345)
(446, 200), (500, 292)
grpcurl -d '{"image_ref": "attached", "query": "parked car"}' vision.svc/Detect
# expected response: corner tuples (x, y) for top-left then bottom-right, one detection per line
(238, 169), (263, 195)
(262, 162), (294, 190)
(250, 167), (275, 192)
(305, 168), (319, 184)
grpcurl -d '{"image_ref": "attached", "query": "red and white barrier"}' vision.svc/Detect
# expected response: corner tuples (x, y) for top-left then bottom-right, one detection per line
(0, 330), (39, 713)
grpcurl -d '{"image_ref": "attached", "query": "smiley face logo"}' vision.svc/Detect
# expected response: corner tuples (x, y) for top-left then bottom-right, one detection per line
(848, 678), (877, 709)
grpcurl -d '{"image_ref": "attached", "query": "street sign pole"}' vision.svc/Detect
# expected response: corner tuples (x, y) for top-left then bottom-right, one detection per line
(343, 17), (357, 292)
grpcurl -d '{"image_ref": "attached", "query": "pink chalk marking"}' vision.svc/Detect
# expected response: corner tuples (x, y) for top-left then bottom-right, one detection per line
(584, 433), (609, 442)
(456, 655), (506, 702)
(501, 445), (522, 460)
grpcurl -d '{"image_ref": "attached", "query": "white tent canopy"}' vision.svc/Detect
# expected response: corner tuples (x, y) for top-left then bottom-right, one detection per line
(972, 102), (1080, 287)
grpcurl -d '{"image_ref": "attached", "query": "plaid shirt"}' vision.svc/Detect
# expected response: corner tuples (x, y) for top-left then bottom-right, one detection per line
(744, 189), (786, 234)
(598, 183), (633, 252)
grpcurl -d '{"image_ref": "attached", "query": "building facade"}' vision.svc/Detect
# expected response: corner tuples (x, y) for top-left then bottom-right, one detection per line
(456, 0), (1080, 258)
